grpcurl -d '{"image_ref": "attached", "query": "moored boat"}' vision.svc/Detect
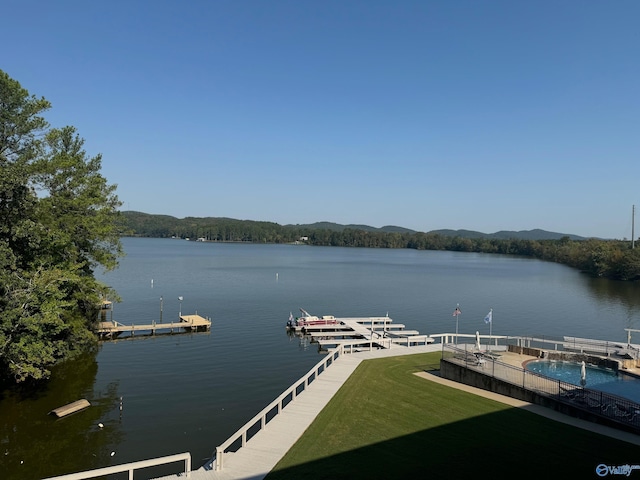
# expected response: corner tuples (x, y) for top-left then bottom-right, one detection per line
(286, 308), (340, 331)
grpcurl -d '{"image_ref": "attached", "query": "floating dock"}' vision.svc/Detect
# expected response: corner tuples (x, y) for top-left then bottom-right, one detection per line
(97, 314), (211, 339)
(287, 310), (434, 350)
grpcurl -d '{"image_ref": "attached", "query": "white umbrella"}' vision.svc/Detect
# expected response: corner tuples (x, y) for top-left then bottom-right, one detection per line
(475, 331), (481, 351)
(580, 361), (587, 386)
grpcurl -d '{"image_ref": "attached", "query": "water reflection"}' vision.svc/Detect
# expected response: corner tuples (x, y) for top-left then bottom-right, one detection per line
(286, 329), (314, 352)
(0, 352), (123, 480)
(584, 277), (640, 332)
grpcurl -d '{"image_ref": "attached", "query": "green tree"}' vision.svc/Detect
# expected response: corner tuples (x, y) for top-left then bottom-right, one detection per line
(0, 70), (123, 383)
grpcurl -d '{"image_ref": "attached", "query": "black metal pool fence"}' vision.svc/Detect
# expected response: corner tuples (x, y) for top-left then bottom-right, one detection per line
(442, 344), (640, 432)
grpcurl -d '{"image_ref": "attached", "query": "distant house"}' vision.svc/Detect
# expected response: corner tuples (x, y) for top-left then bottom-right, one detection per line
(299, 236), (309, 242)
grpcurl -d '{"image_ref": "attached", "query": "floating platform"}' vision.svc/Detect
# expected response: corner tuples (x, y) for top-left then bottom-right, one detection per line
(287, 310), (434, 351)
(49, 399), (91, 418)
(97, 314), (211, 339)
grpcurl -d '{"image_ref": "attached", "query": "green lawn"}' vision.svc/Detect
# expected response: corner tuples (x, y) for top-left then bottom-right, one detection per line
(265, 352), (639, 480)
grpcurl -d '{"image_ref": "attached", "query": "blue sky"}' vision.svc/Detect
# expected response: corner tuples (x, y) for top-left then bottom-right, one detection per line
(4, 1), (639, 238)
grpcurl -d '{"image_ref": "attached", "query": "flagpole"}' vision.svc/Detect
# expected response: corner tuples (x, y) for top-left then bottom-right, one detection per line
(483, 308), (492, 352)
(489, 308), (493, 352)
(452, 304), (461, 346)
(455, 303), (459, 345)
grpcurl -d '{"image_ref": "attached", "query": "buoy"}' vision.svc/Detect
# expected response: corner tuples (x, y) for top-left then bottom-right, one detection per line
(98, 423), (104, 428)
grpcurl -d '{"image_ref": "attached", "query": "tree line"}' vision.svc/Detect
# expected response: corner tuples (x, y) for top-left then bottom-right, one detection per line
(123, 212), (640, 281)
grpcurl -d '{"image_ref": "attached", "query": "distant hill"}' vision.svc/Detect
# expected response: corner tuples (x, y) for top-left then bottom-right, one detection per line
(427, 228), (587, 241)
(121, 212), (587, 241)
(286, 222), (416, 234)
(287, 222), (586, 240)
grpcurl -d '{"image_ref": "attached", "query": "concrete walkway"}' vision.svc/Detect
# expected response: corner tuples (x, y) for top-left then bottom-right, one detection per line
(156, 344), (640, 480)
(154, 344), (441, 480)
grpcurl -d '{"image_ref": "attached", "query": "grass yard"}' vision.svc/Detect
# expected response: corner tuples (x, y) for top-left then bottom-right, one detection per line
(265, 352), (640, 480)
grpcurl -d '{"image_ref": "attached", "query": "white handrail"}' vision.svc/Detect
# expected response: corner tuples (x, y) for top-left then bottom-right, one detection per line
(214, 346), (344, 470)
(46, 333), (561, 477)
(432, 333), (581, 352)
(212, 334), (438, 471)
(42, 452), (191, 480)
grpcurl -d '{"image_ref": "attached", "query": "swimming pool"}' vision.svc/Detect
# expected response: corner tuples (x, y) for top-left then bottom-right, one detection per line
(525, 360), (640, 403)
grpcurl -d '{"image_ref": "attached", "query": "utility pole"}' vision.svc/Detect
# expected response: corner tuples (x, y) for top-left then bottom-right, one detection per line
(633, 205), (636, 250)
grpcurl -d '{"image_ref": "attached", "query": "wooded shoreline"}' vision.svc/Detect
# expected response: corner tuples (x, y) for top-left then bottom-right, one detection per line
(122, 211), (640, 281)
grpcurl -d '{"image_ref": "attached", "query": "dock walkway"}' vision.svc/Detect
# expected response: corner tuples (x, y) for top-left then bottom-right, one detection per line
(154, 344), (441, 480)
(97, 315), (211, 338)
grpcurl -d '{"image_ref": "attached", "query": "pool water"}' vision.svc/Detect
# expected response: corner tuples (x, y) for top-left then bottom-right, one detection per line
(525, 360), (640, 403)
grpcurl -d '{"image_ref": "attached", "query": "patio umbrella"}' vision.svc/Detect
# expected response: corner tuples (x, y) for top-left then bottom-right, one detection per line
(580, 361), (587, 386)
(475, 331), (481, 351)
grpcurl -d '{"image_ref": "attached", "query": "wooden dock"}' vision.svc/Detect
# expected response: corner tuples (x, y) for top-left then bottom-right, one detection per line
(97, 314), (211, 339)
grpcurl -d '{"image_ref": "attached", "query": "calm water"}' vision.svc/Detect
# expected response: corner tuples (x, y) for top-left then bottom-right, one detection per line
(3, 238), (640, 479)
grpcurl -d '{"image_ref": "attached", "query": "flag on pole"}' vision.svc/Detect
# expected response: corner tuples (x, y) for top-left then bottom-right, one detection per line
(453, 307), (461, 317)
(484, 309), (492, 324)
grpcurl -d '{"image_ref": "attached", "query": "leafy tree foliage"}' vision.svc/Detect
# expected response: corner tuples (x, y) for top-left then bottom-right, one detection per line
(0, 70), (122, 383)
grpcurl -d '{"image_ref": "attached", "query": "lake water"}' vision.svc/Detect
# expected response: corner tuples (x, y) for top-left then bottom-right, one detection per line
(3, 237), (640, 479)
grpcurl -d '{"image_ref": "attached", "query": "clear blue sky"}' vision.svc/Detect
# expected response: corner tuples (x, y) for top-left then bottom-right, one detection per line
(4, 1), (639, 238)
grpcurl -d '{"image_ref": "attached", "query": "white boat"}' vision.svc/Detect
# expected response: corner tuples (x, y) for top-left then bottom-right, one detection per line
(286, 309), (340, 331)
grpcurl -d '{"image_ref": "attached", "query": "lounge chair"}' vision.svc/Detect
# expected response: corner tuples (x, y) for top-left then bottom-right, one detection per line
(614, 403), (639, 421)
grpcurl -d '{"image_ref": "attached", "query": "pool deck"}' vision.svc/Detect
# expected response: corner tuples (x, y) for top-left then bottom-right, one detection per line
(496, 349), (640, 377)
(154, 346), (640, 480)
